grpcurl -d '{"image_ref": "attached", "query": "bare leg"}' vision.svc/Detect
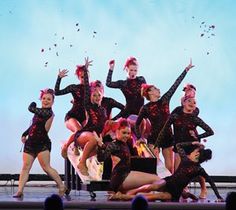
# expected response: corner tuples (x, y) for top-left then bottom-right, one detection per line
(162, 147), (174, 174)
(61, 134), (76, 158)
(199, 176), (207, 198)
(77, 132), (97, 176)
(109, 191), (171, 201)
(13, 153), (35, 197)
(119, 171), (161, 193)
(37, 150), (65, 196)
(127, 178), (166, 195)
(142, 192), (172, 201)
(65, 118), (83, 133)
(174, 152), (181, 171)
(62, 118), (84, 157)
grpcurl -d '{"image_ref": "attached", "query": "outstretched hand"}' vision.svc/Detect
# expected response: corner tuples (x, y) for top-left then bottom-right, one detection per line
(58, 69), (69, 78)
(185, 58), (195, 72)
(84, 57), (93, 69)
(109, 60), (115, 71)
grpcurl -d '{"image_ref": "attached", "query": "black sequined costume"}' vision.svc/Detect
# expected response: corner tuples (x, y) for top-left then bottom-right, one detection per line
(22, 102), (53, 157)
(74, 69), (107, 146)
(97, 139), (137, 191)
(101, 97), (124, 120)
(54, 77), (86, 123)
(162, 142), (222, 201)
(155, 109), (214, 152)
(106, 69), (146, 119)
(135, 69), (188, 147)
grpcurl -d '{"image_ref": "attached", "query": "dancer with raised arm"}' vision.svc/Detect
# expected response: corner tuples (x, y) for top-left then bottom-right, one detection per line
(106, 57), (146, 119)
(155, 92), (214, 198)
(135, 59), (195, 173)
(69, 58), (108, 176)
(54, 65), (87, 156)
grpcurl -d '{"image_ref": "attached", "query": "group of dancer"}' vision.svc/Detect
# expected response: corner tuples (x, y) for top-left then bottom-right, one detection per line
(13, 56), (224, 202)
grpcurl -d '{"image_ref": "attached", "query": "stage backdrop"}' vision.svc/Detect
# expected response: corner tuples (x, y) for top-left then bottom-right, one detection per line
(0, 0), (235, 176)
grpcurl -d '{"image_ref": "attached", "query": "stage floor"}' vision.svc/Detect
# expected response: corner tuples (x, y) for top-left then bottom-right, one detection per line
(0, 183), (234, 210)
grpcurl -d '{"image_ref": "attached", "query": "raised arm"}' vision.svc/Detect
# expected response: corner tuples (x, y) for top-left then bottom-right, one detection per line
(106, 60), (124, 88)
(162, 59), (194, 102)
(54, 69), (75, 95)
(83, 57), (93, 108)
(28, 102), (53, 117)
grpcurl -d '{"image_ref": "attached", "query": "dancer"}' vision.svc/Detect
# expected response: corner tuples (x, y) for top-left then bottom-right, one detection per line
(70, 58), (108, 176)
(135, 59), (195, 173)
(96, 118), (160, 194)
(155, 93), (214, 198)
(172, 83), (199, 116)
(106, 57), (146, 119)
(110, 142), (223, 202)
(54, 65), (87, 155)
(90, 80), (124, 120)
(61, 80), (124, 159)
(54, 65), (87, 132)
(13, 89), (66, 198)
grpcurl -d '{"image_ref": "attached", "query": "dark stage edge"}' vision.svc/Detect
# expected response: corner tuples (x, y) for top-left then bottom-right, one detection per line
(0, 185), (233, 210)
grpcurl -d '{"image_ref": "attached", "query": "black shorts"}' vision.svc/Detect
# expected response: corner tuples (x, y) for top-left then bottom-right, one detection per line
(24, 139), (51, 157)
(65, 109), (86, 124)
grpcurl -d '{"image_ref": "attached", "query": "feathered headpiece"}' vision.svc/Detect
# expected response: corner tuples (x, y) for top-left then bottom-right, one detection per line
(40, 88), (55, 100)
(141, 84), (154, 99)
(90, 80), (104, 94)
(124, 57), (138, 70)
(75, 65), (86, 77)
(181, 83), (196, 104)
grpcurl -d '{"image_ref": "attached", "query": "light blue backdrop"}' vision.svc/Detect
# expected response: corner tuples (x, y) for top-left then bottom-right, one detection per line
(0, 0), (235, 175)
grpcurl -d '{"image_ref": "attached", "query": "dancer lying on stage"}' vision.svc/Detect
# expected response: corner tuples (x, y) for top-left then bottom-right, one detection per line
(13, 89), (67, 198)
(55, 65), (87, 155)
(155, 91), (214, 199)
(108, 142), (224, 202)
(96, 118), (160, 193)
(106, 57), (146, 119)
(135, 59), (195, 173)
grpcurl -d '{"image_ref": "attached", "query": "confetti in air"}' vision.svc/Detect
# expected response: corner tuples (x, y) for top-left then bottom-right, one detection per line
(199, 21), (216, 39)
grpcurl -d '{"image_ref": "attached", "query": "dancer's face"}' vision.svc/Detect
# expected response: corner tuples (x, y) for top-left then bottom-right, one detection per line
(189, 148), (200, 162)
(127, 64), (138, 79)
(90, 90), (103, 105)
(77, 71), (85, 84)
(116, 126), (131, 142)
(41, 93), (54, 108)
(183, 98), (196, 112)
(148, 86), (160, 100)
